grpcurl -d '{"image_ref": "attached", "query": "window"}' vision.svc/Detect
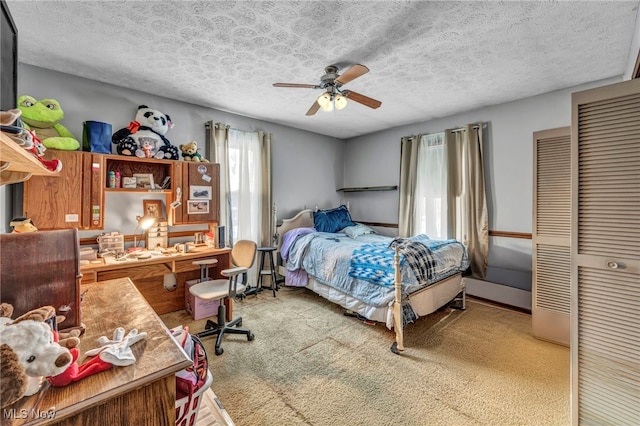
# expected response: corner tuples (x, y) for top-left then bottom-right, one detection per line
(414, 132), (448, 239)
(228, 129), (262, 244)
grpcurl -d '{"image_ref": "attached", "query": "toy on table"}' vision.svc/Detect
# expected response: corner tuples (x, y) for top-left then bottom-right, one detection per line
(112, 105), (179, 160)
(0, 302), (85, 407)
(48, 327), (147, 387)
(0, 318), (72, 407)
(17, 95), (80, 151)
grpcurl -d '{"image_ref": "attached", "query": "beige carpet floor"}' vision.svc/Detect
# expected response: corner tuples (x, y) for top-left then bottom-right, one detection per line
(161, 286), (569, 426)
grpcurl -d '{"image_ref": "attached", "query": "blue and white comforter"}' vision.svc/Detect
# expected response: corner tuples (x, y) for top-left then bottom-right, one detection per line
(283, 231), (469, 307)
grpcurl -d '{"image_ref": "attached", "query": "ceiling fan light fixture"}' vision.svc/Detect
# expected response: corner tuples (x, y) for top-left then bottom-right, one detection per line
(317, 92), (331, 108)
(321, 100), (334, 112)
(334, 94), (348, 110)
(275, 64), (380, 116)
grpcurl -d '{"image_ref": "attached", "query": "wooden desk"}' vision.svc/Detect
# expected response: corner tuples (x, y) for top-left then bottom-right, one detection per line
(80, 246), (232, 316)
(2, 278), (192, 426)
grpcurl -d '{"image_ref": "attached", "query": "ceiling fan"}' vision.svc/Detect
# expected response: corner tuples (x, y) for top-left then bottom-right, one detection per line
(273, 64), (382, 116)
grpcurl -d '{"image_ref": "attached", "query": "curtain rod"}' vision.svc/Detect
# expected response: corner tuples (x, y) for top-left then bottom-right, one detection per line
(450, 125), (481, 133)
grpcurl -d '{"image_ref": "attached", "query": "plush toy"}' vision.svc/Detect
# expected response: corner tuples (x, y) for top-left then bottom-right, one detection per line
(0, 303), (14, 322)
(9, 217), (37, 233)
(0, 108), (63, 173)
(112, 105), (180, 160)
(0, 304), (80, 349)
(179, 141), (209, 162)
(48, 327), (147, 387)
(17, 95), (80, 151)
(0, 320), (72, 407)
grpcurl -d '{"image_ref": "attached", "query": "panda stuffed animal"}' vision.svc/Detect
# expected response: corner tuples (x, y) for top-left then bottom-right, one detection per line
(112, 105), (180, 160)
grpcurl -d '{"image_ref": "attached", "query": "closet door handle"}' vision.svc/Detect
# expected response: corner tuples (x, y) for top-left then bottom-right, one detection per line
(606, 261), (625, 270)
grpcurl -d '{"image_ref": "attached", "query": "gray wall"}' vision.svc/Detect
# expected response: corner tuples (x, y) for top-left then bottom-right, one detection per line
(0, 63), (623, 296)
(341, 76), (622, 293)
(7, 64), (344, 240)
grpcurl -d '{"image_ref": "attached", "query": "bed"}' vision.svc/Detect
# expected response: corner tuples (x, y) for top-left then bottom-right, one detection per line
(275, 206), (470, 354)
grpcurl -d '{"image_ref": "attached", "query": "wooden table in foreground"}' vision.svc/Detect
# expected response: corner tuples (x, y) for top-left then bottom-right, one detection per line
(2, 278), (192, 426)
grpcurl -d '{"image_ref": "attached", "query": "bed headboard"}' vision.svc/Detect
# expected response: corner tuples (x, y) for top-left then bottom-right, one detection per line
(276, 209), (314, 250)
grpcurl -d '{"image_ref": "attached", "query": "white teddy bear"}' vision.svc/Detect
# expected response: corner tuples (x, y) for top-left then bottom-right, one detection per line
(0, 320), (72, 401)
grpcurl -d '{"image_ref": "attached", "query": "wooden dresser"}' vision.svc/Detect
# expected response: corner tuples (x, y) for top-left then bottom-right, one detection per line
(2, 278), (192, 426)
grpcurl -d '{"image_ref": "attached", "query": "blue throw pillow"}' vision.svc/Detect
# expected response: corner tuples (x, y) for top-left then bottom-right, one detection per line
(313, 205), (356, 233)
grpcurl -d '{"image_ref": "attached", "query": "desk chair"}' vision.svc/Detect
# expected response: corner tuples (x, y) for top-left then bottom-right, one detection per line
(188, 240), (257, 355)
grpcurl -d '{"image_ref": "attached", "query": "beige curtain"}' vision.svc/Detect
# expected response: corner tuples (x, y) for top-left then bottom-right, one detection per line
(206, 121), (230, 245)
(398, 124), (489, 279)
(397, 135), (420, 237)
(445, 124), (488, 278)
(207, 123), (273, 249)
(258, 131), (273, 247)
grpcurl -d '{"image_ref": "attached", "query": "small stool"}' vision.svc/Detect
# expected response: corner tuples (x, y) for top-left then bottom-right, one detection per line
(193, 258), (219, 282)
(257, 247), (278, 297)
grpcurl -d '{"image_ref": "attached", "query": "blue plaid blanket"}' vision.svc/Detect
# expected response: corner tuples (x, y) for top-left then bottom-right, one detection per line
(348, 244), (401, 287)
(348, 235), (453, 287)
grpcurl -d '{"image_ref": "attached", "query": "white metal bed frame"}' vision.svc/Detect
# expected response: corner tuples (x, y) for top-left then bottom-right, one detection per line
(275, 208), (465, 354)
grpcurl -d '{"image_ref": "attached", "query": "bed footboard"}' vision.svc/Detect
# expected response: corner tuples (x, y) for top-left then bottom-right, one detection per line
(391, 246), (404, 354)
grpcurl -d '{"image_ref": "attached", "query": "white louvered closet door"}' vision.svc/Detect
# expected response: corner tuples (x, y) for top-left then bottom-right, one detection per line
(571, 78), (640, 425)
(532, 127), (571, 346)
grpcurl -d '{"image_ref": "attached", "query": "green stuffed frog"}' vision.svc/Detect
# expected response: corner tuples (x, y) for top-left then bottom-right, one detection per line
(17, 95), (80, 150)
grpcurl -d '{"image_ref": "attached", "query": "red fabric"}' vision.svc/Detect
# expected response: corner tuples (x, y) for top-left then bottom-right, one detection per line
(127, 121), (140, 133)
(47, 348), (112, 386)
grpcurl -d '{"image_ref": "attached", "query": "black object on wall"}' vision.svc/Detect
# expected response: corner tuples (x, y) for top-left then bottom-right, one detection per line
(1, 0), (18, 112)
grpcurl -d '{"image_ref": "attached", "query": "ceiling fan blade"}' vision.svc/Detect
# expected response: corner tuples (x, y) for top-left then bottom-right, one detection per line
(342, 90), (382, 109)
(273, 83), (319, 89)
(335, 64), (369, 86)
(306, 101), (321, 116)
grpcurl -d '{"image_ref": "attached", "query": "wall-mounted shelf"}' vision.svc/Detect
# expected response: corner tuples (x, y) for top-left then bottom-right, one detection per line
(336, 185), (397, 192)
(0, 131), (60, 185)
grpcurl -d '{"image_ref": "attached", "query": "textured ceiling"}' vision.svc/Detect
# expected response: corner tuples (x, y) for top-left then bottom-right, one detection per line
(7, 1), (639, 139)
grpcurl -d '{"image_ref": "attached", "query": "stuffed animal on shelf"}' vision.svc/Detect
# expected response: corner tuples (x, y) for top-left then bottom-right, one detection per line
(0, 320), (72, 407)
(1, 108), (63, 173)
(112, 105), (180, 160)
(17, 95), (80, 151)
(179, 141), (209, 162)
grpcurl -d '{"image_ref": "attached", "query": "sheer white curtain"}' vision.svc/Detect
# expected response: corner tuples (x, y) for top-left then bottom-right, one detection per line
(398, 124), (488, 278)
(414, 132), (447, 239)
(228, 128), (262, 246)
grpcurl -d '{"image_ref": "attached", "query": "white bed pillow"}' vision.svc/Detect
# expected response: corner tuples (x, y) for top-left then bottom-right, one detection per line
(342, 223), (376, 238)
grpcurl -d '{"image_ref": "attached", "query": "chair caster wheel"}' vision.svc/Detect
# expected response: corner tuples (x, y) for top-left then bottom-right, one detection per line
(215, 347), (224, 356)
(248, 332), (255, 341)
